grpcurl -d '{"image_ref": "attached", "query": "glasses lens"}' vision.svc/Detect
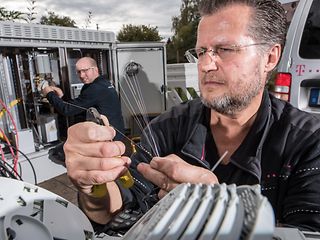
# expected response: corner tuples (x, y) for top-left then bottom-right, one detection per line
(77, 67), (93, 75)
(185, 43), (266, 64)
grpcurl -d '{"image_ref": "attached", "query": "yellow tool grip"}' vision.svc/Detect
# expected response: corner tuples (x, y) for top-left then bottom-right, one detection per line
(91, 184), (108, 198)
(119, 170), (134, 188)
(91, 170), (134, 197)
(86, 107), (135, 197)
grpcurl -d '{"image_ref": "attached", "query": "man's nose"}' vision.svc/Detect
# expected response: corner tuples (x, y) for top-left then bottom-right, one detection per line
(79, 71), (86, 77)
(200, 54), (219, 72)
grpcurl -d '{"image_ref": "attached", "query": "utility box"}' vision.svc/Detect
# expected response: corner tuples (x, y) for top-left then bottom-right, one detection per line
(0, 21), (169, 152)
(15, 129), (35, 154)
(38, 114), (58, 143)
(114, 42), (167, 135)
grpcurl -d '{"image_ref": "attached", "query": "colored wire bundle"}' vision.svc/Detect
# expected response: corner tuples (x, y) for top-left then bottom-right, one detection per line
(0, 140), (37, 184)
(0, 99), (20, 172)
(0, 98), (37, 184)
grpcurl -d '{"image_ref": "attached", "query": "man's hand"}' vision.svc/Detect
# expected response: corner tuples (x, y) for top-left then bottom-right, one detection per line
(41, 86), (54, 97)
(51, 86), (64, 98)
(42, 86), (64, 98)
(64, 115), (131, 196)
(64, 116), (129, 224)
(137, 154), (219, 198)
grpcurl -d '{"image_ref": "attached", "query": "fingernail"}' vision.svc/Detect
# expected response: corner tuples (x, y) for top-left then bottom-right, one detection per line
(138, 162), (147, 167)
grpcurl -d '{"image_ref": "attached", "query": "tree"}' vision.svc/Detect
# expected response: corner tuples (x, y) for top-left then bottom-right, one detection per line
(40, 11), (77, 27)
(0, 7), (25, 21)
(117, 24), (162, 42)
(84, 11), (92, 29)
(167, 0), (200, 63)
(25, 0), (37, 23)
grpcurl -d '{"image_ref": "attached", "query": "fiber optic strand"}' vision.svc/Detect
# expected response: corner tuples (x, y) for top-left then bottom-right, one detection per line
(118, 61), (160, 157)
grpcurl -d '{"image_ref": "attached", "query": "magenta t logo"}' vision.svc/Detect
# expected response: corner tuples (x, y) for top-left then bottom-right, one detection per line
(296, 64), (306, 76)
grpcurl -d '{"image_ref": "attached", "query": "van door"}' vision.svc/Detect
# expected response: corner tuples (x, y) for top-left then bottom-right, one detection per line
(276, 0), (320, 114)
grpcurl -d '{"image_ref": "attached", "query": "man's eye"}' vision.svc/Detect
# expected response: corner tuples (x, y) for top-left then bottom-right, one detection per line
(196, 49), (206, 57)
(217, 47), (235, 53)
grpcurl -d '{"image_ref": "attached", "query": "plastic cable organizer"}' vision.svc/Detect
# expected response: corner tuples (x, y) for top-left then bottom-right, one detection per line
(1, 177), (318, 240)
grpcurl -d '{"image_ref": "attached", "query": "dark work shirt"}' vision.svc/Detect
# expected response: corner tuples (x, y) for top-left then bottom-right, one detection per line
(126, 91), (320, 232)
(47, 76), (125, 140)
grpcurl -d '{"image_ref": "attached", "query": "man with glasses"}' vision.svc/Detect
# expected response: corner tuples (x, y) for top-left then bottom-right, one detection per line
(42, 57), (124, 163)
(65, 0), (320, 234)
(42, 57), (124, 140)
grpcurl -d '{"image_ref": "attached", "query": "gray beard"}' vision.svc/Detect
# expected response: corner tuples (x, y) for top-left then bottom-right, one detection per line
(200, 82), (264, 115)
(199, 61), (266, 115)
(201, 94), (254, 115)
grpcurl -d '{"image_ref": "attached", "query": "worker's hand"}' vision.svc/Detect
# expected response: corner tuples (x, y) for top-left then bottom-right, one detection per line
(64, 115), (131, 196)
(137, 154), (218, 199)
(51, 86), (64, 98)
(41, 86), (54, 97)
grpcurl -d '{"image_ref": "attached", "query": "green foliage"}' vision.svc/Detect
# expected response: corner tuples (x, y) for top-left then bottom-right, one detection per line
(84, 11), (92, 29)
(187, 87), (199, 98)
(117, 24), (162, 42)
(25, 0), (36, 23)
(267, 71), (277, 91)
(40, 11), (77, 28)
(25, 0), (37, 23)
(0, 7), (25, 21)
(1, 2), (78, 28)
(167, 0), (200, 63)
(175, 87), (188, 102)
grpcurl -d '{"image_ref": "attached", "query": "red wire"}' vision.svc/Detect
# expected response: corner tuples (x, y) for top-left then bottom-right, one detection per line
(0, 128), (16, 164)
(0, 99), (19, 172)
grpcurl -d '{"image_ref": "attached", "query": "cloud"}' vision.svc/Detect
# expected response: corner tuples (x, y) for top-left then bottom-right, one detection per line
(2, 0), (181, 39)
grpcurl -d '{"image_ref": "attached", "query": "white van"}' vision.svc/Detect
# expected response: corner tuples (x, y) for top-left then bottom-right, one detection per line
(274, 0), (320, 114)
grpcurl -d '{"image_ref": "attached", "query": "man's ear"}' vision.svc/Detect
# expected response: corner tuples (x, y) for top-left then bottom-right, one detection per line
(264, 44), (282, 72)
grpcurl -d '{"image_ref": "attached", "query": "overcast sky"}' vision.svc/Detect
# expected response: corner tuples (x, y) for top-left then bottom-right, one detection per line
(2, 0), (182, 39)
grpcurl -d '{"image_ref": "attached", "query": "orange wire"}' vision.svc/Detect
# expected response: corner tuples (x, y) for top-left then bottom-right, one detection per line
(0, 128), (16, 164)
(0, 99), (19, 172)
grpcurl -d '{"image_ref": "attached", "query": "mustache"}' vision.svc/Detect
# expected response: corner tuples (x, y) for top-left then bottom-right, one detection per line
(200, 73), (225, 84)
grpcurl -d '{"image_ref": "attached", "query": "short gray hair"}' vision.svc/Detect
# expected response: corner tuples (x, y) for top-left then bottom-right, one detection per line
(198, 0), (287, 50)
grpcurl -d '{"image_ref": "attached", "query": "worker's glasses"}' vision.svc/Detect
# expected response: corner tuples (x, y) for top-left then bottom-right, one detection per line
(76, 67), (95, 75)
(185, 43), (268, 63)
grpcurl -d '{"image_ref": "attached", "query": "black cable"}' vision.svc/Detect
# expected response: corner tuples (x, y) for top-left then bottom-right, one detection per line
(0, 146), (22, 180)
(0, 160), (21, 180)
(0, 141), (37, 185)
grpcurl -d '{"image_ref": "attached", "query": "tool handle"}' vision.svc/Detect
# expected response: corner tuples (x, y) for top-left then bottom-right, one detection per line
(91, 184), (108, 198)
(119, 170), (134, 188)
(86, 107), (134, 197)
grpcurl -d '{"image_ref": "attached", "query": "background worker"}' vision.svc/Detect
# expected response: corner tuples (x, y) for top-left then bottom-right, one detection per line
(42, 57), (125, 162)
(42, 56), (125, 140)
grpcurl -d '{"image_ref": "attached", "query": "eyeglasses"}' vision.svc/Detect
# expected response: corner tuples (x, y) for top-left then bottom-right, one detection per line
(76, 67), (95, 75)
(185, 43), (268, 63)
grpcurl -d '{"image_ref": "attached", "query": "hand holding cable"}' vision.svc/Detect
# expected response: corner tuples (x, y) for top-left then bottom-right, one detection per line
(64, 113), (131, 198)
(137, 154), (219, 199)
(85, 107), (134, 197)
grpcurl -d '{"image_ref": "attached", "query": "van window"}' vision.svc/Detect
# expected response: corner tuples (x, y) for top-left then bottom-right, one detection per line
(299, 0), (320, 59)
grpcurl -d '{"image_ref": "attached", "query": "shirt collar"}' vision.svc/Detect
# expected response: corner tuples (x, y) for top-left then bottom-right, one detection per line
(181, 90), (272, 179)
(231, 90), (271, 179)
